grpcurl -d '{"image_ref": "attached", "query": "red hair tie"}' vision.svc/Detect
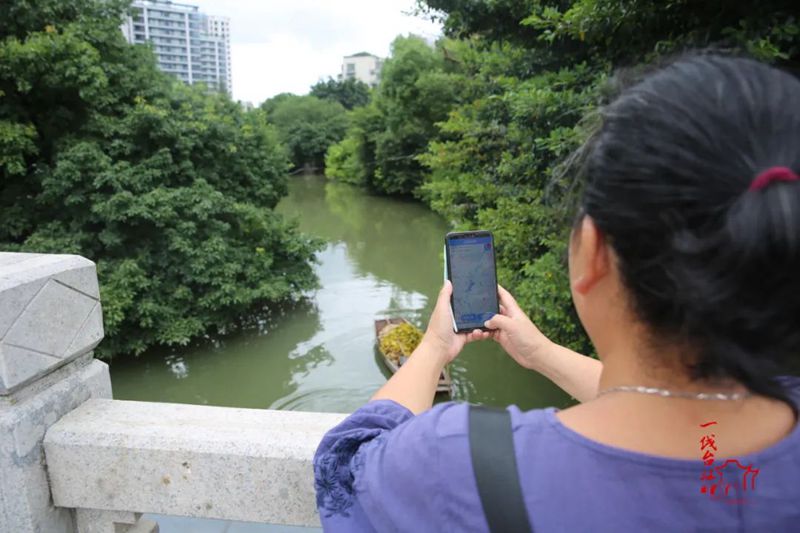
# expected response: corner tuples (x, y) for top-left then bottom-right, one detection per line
(749, 166), (800, 191)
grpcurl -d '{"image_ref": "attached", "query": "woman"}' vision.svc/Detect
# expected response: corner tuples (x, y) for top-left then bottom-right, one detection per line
(313, 55), (800, 532)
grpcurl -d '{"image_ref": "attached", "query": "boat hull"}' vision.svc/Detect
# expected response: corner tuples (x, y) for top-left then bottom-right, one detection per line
(374, 317), (452, 394)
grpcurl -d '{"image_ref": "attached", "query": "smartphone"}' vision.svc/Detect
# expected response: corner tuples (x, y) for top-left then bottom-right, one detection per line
(444, 230), (500, 333)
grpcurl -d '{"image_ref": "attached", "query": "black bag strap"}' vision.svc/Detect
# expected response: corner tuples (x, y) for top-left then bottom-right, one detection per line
(468, 405), (533, 533)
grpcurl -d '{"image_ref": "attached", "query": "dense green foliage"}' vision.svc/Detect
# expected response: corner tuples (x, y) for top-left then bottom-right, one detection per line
(310, 77), (371, 110)
(0, 0), (320, 357)
(330, 1), (800, 351)
(261, 94), (348, 170)
(325, 35), (461, 195)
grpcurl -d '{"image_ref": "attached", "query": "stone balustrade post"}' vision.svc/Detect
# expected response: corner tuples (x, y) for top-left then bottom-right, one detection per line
(0, 253), (153, 533)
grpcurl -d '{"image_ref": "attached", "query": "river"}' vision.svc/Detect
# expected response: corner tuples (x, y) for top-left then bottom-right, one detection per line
(110, 174), (574, 412)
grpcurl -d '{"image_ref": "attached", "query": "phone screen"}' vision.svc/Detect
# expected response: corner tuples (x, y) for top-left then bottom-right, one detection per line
(446, 232), (499, 332)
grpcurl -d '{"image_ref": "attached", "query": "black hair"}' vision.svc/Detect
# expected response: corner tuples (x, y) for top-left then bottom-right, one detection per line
(580, 54), (800, 408)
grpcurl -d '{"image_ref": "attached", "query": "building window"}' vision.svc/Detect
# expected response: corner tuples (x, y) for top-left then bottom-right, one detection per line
(346, 63), (355, 73)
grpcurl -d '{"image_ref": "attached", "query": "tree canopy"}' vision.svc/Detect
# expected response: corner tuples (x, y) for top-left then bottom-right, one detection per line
(329, 0), (800, 351)
(325, 35), (461, 195)
(0, 0), (320, 357)
(261, 94), (348, 171)
(310, 77), (371, 110)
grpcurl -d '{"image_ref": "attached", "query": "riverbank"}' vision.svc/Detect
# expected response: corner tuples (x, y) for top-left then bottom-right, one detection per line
(110, 175), (574, 412)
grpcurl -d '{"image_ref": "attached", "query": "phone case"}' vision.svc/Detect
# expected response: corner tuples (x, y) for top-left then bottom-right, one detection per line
(444, 245), (458, 333)
(444, 231), (499, 333)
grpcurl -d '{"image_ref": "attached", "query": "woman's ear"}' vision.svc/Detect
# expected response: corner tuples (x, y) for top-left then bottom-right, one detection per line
(571, 216), (610, 295)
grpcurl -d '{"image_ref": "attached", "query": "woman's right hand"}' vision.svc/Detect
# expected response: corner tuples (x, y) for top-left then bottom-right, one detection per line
(484, 285), (554, 371)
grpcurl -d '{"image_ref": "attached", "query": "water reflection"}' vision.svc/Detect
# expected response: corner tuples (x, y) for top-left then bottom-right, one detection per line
(111, 175), (575, 412)
(282, 175), (447, 299)
(165, 354), (189, 379)
(110, 298), (327, 408)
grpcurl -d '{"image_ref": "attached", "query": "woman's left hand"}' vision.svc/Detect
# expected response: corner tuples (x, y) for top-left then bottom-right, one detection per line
(422, 280), (489, 364)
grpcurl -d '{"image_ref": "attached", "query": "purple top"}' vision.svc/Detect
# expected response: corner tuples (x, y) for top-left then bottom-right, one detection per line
(314, 377), (800, 532)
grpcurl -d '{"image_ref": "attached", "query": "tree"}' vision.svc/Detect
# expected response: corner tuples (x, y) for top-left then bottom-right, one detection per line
(328, 1), (800, 351)
(415, 0), (800, 352)
(324, 103), (384, 186)
(0, 0), (320, 357)
(310, 77), (371, 110)
(422, 0), (800, 66)
(325, 35), (462, 196)
(262, 94), (348, 170)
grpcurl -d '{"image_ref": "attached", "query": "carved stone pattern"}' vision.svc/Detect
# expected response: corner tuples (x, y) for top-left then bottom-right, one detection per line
(0, 253), (104, 394)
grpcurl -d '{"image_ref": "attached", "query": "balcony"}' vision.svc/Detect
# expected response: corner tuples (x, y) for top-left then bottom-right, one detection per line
(146, 20), (186, 31)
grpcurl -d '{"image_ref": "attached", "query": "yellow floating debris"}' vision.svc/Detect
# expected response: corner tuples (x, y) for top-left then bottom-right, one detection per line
(378, 322), (424, 364)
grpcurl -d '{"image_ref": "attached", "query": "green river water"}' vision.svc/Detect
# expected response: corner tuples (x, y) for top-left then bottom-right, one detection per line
(110, 174), (573, 413)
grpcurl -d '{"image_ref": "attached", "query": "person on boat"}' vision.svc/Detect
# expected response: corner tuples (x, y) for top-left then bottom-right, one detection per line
(313, 54), (800, 532)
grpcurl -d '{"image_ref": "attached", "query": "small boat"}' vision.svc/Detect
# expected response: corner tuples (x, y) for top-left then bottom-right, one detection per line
(374, 317), (452, 394)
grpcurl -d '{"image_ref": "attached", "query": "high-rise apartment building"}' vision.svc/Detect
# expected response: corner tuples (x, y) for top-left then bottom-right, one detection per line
(205, 16), (232, 94)
(337, 52), (383, 87)
(121, 0), (232, 94)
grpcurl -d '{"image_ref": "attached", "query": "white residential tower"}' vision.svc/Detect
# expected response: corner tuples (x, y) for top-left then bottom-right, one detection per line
(338, 52), (383, 87)
(121, 0), (232, 94)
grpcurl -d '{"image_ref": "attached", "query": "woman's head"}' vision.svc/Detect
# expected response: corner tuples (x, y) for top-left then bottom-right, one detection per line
(571, 54), (800, 400)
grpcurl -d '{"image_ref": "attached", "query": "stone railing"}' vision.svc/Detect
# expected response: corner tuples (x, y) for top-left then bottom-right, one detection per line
(44, 400), (345, 531)
(0, 253), (345, 533)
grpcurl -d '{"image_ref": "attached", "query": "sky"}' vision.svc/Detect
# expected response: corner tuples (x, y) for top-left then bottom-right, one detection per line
(187, 0), (443, 105)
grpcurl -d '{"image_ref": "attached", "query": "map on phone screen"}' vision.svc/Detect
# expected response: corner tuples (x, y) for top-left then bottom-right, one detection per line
(449, 235), (497, 330)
